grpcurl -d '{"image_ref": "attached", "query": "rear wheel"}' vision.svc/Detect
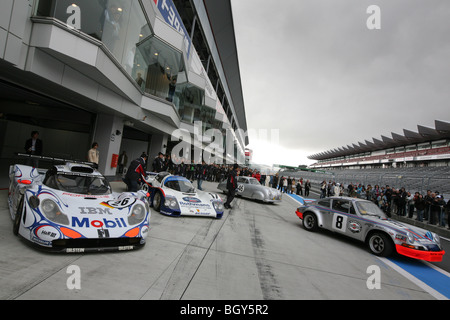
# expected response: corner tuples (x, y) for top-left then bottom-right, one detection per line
(302, 212), (318, 231)
(367, 232), (394, 257)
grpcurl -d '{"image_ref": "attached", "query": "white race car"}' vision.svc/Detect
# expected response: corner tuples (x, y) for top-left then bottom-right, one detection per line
(142, 172), (224, 219)
(8, 158), (151, 253)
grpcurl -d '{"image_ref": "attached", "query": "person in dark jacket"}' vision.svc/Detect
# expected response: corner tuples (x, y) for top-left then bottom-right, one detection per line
(124, 153), (148, 192)
(196, 161), (207, 190)
(397, 187), (407, 216)
(224, 164), (240, 209)
(25, 131), (43, 167)
(414, 193), (425, 222)
(152, 152), (165, 173)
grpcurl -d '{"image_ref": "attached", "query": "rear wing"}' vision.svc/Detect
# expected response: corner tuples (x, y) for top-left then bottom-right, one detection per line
(15, 153), (97, 168)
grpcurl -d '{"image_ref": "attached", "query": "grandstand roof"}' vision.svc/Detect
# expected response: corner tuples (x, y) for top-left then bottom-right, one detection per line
(309, 120), (450, 161)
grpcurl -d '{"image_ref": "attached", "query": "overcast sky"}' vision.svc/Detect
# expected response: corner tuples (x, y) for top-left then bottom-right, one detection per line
(231, 0), (450, 167)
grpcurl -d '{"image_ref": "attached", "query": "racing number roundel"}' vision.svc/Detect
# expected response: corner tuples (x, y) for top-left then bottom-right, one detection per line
(332, 213), (348, 233)
(237, 184), (245, 193)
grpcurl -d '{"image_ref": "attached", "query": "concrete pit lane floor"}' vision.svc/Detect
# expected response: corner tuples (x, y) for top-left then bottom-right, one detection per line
(0, 181), (448, 300)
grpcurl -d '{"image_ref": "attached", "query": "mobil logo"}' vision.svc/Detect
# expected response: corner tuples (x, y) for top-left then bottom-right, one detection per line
(182, 197), (201, 203)
(72, 217), (127, 229)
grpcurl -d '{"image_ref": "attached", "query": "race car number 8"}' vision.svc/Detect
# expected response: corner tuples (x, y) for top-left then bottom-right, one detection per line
(332, 214), (347, 233)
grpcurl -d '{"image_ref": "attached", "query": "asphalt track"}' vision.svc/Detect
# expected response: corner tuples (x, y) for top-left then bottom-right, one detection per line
(288, 192), (450, 300)
(1, 181), (449, 301)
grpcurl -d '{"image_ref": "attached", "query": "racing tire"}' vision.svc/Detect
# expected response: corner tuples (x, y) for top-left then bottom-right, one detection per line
(367, 232), (394, 257)
(152, 192), (162, 212)
(13, 196), (24, 236)
(302, 212), (318, 232)
(141, 183), (149, 193)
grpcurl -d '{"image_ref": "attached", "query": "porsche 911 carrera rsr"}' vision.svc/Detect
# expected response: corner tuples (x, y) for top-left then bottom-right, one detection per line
(296, 196), (445, 262)
(141, 172), (224, 219)
(8, 158), (151, 253)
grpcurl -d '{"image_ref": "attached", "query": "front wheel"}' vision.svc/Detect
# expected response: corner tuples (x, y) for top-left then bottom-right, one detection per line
(13, 196), (24, 236)
(152, 192), (162, 212)
(367, 232), (394, 257)
(302, 212), (318, 231)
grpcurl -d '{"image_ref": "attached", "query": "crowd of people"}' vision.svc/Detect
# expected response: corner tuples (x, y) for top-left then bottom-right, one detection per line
(148, 155), (314, 196)
(120, 151), (450, 230)
(319, 180), (450, 229)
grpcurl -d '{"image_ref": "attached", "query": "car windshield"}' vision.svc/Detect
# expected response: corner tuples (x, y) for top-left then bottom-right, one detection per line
(249, 178), (260, 185)
(44, 173), (112, 195)
(355, 201), (387, 219)
(164, 177), (195, 193)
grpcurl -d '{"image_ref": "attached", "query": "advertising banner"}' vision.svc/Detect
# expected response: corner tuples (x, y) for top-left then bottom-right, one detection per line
(154, 0), (192, 58)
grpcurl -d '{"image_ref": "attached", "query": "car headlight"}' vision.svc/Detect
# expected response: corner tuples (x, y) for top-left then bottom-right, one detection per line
(213, 201), (224, 212)
(132, 204), (145, 220)
(164, 196), (180, 210)
(407, 232), (416, 244)
(128, 204), (146, 225)
(40, 199), (69, 225)
(433, 233), (441, 246)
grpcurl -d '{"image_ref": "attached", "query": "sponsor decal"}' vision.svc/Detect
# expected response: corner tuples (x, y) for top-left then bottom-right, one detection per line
(62, 193), (109, 198)
(179, 201), (211, 209)
(97, 229), (110, 238)
(35, 225), (60, 241)
(348, 220), (362, 233)
(119, 246), (134, 251)
(79, 207), (112, 215)
(67, 248), (85, 253)
(101, 198), (136, 209)
(72, 217), (128, 229)
(182, 197), (201, 203)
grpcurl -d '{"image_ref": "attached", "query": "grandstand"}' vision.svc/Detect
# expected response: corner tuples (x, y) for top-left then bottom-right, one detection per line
(283, 120), (450, 197)
(282, 166), (450, 197)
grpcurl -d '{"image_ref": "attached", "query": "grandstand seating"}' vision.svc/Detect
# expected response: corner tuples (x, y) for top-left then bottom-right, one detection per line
(281, 166), (450, 197)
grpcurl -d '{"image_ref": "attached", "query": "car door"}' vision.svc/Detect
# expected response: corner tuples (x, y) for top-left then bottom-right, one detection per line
(236, 177), (247, 196)
(314, 198), (333, 229)
(330, 199), (364, 240)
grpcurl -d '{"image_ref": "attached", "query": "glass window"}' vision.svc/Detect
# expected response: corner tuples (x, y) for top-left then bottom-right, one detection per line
(137, 36), (185, 101)
(164, 177), (195, 192)
(355, 201), (386, 219)
(237, 177), (248, 184)
(317, 199), (331, 208)
(121, 0), (151, 78)
(176, 83), (205, 123)
(332, 200), (351, 214)
(44, 173), (111, 195)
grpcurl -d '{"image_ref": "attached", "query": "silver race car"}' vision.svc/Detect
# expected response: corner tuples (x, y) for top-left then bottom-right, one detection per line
(217, 176), (282, 203)
(296, 196), (445, 262)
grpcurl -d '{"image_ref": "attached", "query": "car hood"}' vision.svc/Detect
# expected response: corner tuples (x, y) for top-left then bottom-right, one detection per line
(365, 215), (440, 244)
